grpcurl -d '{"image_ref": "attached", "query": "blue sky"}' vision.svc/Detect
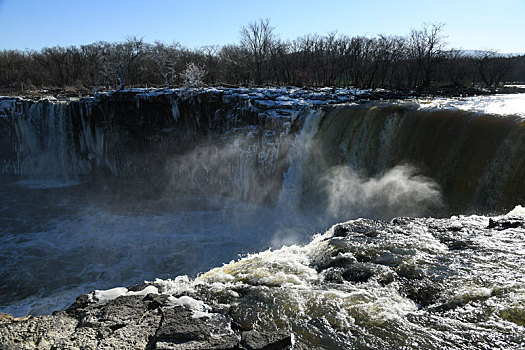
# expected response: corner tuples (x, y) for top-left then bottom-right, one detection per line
(0, 0), (524, 52)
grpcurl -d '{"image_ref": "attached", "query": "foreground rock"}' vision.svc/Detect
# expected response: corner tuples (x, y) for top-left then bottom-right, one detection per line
(0, 291), (292, 350)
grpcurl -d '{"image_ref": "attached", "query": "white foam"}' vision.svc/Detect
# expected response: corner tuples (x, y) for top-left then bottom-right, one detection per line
(506, 205), (525, 217)
(154, 276), (197, 295)
(199, 244), (318, 288)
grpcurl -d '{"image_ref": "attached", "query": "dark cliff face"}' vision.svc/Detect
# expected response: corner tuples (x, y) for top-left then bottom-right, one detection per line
(73, 90), (279, 179)
(0, 117), (16, 172)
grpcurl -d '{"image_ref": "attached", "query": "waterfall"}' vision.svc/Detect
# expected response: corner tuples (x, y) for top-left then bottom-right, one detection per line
(10, 101), (90, 187)
(276, 109), (323, 211)
(304, 102), (525, 213)
(1, 91), (525, 212)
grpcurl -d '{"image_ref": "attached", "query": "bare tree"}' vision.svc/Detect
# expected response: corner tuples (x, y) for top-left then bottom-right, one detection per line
(199, 45), (220, 85)
(150, 41), (180, 88)
(218, 44), (250, 84)
(475, 50), (513, 88)
(79, 42), (106, 89)
(240, 18), (276, 85)
(102, 36), (144, 89)
(439, 49), (473, 87)
(181, 62), (206, 87)
(409, 23), (446, 88)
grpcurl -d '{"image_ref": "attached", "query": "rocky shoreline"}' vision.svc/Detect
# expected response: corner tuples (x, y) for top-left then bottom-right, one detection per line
(0, 286), (293, 349)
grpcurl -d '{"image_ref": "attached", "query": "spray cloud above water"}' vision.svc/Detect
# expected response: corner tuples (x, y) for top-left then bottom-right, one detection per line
(321, 164), (443, 220)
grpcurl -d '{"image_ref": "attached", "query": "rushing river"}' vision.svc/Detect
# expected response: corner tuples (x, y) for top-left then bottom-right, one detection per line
(0, 91), (524, 348)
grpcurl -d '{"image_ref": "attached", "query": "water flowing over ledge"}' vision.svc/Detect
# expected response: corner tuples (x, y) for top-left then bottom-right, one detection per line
(2, 88), (525, 211)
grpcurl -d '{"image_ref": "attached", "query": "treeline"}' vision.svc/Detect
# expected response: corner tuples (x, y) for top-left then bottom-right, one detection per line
(1, 20), (524, 93)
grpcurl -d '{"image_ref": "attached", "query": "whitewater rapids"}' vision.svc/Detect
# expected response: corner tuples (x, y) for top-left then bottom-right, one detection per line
(142, 207), (525, 349)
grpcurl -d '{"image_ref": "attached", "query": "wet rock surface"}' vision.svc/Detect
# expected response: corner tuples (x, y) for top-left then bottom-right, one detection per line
(487, 217), (525, 230)
(0, 290), (292, 350)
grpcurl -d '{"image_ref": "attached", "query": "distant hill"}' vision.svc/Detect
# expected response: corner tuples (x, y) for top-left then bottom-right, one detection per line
(460, 49), (525, 57)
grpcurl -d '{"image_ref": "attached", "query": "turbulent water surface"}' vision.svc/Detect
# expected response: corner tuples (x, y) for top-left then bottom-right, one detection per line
(0, 177), (327, 317)
(1, 91), (524, 348)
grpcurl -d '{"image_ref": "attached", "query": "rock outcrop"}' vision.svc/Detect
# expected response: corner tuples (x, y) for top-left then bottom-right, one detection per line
(0, 288), (292, 350)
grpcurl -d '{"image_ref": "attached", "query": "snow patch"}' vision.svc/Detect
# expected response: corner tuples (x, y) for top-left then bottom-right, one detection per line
(91, 285), (159, 302)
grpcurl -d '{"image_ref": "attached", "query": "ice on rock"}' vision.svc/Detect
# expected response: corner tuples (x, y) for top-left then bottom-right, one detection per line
(171, 101), (180, 121)
(274, 100), (294, 108)
(91, 285), (159, 302)
(248, 92), (266, 99)
(0, 99), (16, 119)
(167, 295), (213, 318)
(254, 99), (276, 109)
(232, 93), (250, 100)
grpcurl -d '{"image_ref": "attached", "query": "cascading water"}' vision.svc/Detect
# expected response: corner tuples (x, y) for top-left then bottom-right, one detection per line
(300, 99), (525, 214)
(2, 100), (91, 187)
(0, 90), (524, 349)
(277, 109), (324, 210)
